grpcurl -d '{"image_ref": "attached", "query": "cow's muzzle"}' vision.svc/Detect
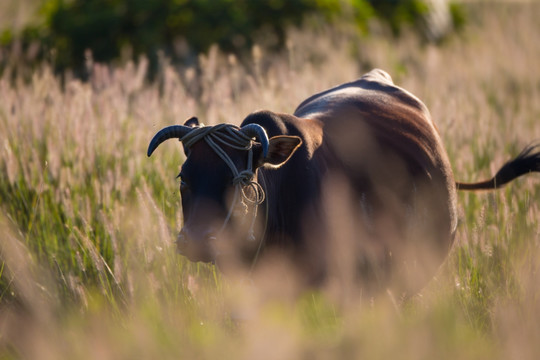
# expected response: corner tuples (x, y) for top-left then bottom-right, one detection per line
(176, 229), (217, 263)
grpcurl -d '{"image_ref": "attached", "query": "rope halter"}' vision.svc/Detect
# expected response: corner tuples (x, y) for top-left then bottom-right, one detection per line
(147, 121), (269, 242)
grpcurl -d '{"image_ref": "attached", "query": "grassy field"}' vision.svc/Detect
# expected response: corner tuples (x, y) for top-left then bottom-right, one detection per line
(1, 3), (540, 359)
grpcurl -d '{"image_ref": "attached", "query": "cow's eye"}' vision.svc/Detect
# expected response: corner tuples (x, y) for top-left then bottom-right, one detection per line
(178, 174), (190, 191)
(180, 179), (189, 191)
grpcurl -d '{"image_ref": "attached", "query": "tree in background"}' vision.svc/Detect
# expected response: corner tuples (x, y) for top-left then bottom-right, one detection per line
(0, 0), (464, 76)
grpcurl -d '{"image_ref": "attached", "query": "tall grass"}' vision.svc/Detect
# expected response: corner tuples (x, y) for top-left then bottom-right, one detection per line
(1, 3), (540, 359)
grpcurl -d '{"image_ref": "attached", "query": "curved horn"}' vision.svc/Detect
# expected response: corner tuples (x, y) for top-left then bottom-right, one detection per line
(240, 124), (269, 158)
(147, 125), (192, 157)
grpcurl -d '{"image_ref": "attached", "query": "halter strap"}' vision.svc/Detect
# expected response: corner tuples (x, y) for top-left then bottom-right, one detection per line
(180, 124), (266, 242)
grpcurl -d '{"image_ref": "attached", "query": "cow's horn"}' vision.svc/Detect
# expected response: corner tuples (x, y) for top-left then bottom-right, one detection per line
(240, 124), (269, 158)
(147, 125), (193, 157)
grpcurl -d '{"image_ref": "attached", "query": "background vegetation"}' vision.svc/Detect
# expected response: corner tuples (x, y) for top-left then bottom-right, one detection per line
(1, 1), (540, 359)
(0, 0), (464, 76)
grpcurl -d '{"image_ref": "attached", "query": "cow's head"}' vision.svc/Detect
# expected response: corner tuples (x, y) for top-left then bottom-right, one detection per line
(148, 116), (301, 263)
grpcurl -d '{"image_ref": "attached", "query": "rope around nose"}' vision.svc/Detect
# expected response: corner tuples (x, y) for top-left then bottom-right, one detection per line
(180, 124), (265, 241)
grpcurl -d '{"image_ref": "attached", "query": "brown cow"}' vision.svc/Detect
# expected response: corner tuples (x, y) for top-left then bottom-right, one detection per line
(148, 69), (540, 293)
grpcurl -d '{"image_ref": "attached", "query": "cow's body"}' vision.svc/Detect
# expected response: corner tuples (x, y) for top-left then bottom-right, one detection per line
(148, 69), (540, 293)
(242, 69), (457, 287)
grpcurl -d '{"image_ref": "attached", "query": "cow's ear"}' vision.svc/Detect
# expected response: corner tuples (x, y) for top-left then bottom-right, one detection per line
(258, 136), (302, 169)
(184, 116), (199, 128)
(181, 117), (199, 156)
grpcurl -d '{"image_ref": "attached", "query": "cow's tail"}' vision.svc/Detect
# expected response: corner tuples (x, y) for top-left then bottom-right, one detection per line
(456, 142), (540, 191)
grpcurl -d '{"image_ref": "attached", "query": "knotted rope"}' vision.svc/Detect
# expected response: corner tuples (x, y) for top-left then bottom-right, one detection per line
(180, 124), (265, 241)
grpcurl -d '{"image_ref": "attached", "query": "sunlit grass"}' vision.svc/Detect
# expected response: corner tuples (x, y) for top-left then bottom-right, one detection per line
(1, 3), (540, 359)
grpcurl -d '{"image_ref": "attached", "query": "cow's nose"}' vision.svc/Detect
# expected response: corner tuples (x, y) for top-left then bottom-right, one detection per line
(175, 231), (188, 254)
(176, 229), (216, 262)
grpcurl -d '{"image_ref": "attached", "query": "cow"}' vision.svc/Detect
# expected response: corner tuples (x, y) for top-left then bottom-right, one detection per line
(147, 69), (540, 293)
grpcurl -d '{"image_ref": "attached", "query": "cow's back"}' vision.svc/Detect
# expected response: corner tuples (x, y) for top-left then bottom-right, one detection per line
(294, 69), (442, 174)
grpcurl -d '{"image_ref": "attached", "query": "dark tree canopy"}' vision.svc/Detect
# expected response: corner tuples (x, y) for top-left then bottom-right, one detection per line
(1, 0), (464, 75)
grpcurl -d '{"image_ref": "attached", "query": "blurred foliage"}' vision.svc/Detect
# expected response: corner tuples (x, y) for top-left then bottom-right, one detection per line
(0, 0), (464, 76)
